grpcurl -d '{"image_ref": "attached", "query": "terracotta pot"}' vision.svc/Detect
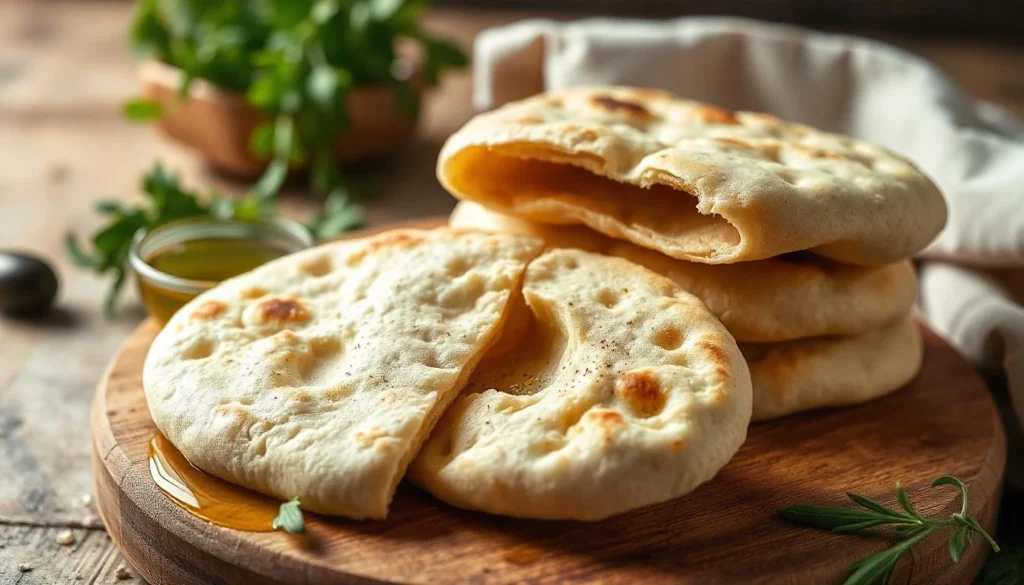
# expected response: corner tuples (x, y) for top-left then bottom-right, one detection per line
(138, 60), (421, 178)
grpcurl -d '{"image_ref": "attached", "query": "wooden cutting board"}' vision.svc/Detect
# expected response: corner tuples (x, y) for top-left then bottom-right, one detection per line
(91, 222), (1006, 585)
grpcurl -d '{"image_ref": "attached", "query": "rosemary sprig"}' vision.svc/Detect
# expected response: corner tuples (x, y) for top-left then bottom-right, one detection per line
(779, 476), (1000, 585)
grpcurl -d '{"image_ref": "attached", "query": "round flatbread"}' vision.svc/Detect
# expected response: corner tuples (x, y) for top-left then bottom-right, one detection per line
(451, 202), (918, 343)
(411, 248), (752, 520)
(143, 228), (543, 519)
(743, 314), (923, 422)
(440, 87), (947, 266)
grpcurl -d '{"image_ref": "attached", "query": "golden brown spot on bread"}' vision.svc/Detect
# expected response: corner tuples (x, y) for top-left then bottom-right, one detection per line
(746, 112), (780, 124)
(699, 338), (734, 383)
(653, 327), (684, 350)
(512, 115), (544, 125)
(713, 137), (755, 150)
(670, 438), (685, 451)
(589, 409), (624, 425)
(597, 289), (619, 308)
(189, 300), (226, 321)
(273, 329), (300, 344)
(708, 386), (728, 406)
(300, 255), (332, 277)
(587, 409), (624, 446)
(699, 338), (730, 369)
(345, 231), (422, 266)
(309, 335), (341, 356)
(789, 144), (840, 159)
(627, 87), (675, 100)
(255, 297), (310, 324)
(590, 95), (654, 119)
(294, 392), (312, 403)
(214, 404), (251, 423)
(371, 230), (419, 248)
(695, 105), (739, 125)
(240, 287), (267, 299)
(557, 125), (600, 142)
(324, 387), (347, 401)
(615, 372), (666, 417)
(355, 427), (391, 448)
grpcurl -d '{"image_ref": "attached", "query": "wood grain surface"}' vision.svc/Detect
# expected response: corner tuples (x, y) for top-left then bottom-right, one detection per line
(92, 313), (1005, 585)
(4, 2), (1024, 583)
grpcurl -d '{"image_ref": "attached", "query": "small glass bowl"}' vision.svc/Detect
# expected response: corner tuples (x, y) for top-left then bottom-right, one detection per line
(129, 217), (313, 325)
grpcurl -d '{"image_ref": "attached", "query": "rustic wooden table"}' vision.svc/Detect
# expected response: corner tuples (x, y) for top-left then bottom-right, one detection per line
(2, 2), (1023, 583)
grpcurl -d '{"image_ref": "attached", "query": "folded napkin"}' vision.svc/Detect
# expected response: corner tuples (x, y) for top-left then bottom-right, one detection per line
(471, 17), (1024, 428)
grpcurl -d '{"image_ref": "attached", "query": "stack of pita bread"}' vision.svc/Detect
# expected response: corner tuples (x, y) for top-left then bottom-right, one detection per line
(142, 86), (946, 523)
(440, 87), (946, 422)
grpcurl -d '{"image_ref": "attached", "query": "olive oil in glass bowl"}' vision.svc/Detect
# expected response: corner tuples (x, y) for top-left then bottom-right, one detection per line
(129, 218), (313, 324)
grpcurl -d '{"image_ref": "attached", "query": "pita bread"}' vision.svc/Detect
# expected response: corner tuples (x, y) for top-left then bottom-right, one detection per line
(439, 87), (947, 266)
(743, 314), (923, 422)
(143, 228), (543, 519)
(451, 202), (918, 342)
(411, 248), (752, 520)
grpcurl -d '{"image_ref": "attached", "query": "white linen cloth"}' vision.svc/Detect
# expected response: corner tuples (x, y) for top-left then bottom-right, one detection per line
(471, 17), (1024, 428)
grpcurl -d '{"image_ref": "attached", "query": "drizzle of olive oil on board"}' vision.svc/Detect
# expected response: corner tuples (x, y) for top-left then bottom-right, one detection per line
(148, 432), (283, 531)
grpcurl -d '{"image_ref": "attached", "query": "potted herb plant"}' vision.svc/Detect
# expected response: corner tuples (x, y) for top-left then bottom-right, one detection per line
(125, 0), (468, 200)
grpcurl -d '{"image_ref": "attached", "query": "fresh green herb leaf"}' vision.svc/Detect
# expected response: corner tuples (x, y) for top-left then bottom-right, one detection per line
(311, 0), (341, 25)
(779, 476), (1000, 585)
(95, 200), (133, 216)
(422, 37), (469, 69)
(309, 186), (365, 239)
(777, 505), (897, 532)
(105, 268), (128, 319)
(123, 98), (164, 121)
(249, 122), (275, 158)
(273, 497), (305, 534)
(843, 530), (932, 585)
(950, 526), (969, 563)
(307, 65), (341, 107)
(64, 233), (100, 269)
(129, 0), (171, 58)
(894, 482), (921, 520)
(846, 493), (902, 518)
(933, 475), (971, 516)
(254, 159), (289, 199)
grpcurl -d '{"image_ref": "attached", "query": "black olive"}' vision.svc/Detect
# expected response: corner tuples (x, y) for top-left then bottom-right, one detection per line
(0, 252), (59, 316)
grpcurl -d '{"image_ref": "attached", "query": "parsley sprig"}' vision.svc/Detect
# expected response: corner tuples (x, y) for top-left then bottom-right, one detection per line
(779, 476), (1000, 585)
